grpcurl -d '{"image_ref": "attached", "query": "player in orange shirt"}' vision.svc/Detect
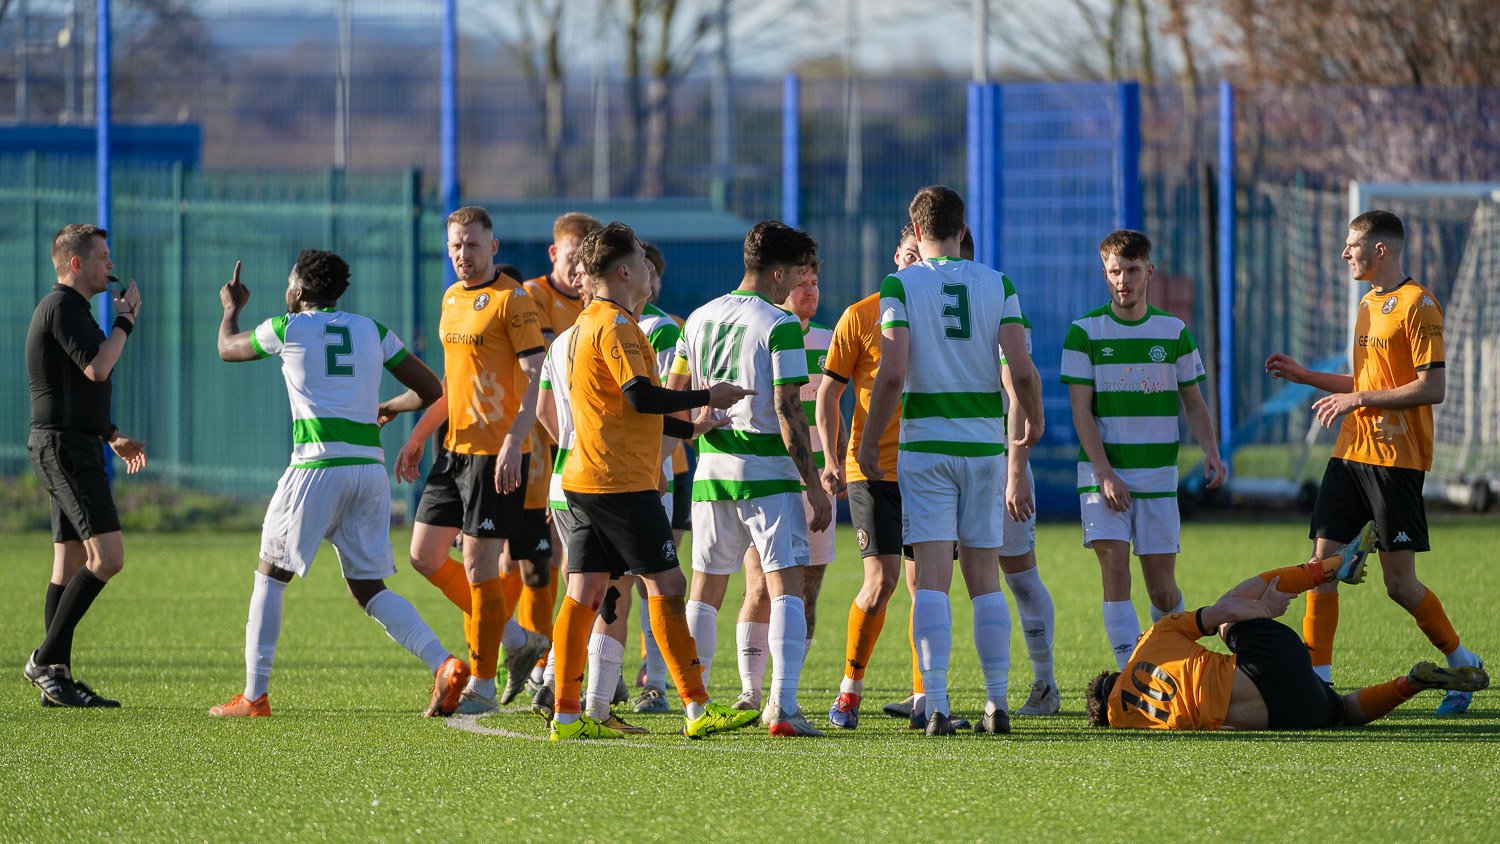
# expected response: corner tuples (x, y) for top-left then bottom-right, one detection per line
(517, 213), (604, 696)
(818, 226), (916, 730)
(394, 206), (550, 715)
(524, 212), (600, 341)
(1266, 210), (1483, 714)
(547, 221), (759, 740)
(1085, 524), (1488, 730)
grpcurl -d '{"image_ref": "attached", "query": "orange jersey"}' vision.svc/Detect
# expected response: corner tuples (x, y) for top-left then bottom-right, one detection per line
(671, 441), (688, 474)
(524, 427), (551, 509)
(1107, 611), (1236, 730)
(1333, 280), (1444, 471)
(439, 275), (546, 455)
(825, 293), (901, 483)
(561, 298), (663, 494)
(525, 275), (585, 339)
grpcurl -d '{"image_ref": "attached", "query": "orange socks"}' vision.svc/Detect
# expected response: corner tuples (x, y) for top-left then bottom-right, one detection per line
(1408, 588), (1461, 655)
(1258, 561), (1330, 594)
(909, 606), (925, 694)
(500, 569), (524, 622)
(1355, 676), (1418, 722)
(646, 595), (709, 707)
(425, 558), (475, 654)
(1303, 590), (1339, 672)
(470, 577), (508, 680)
(845, 603), (886, 682)
(518, 582), (555, 639)
(552, 596), (594, 716)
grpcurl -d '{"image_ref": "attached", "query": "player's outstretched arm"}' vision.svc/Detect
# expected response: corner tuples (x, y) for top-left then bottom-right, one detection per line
(1069, 382), (1130, 512)
(1179, 383), (1226, 489)
(1310, 367), (1445, 428)
(394, 385), (447, 484)
(1265, 353), (1353, 394)
(378, 354), (443, 423)
(217, 261), (260, 362)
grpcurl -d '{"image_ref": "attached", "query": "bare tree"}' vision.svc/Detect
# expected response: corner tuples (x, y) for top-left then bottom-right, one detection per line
(516, 0), (568, 195)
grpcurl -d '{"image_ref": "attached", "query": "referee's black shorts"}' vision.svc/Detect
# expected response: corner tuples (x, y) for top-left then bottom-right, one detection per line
(1310, 457), (1429, 552)
(563, 489), (679, 578)
(28, 429), (120, 542)
(1224, 618), (1346, 730)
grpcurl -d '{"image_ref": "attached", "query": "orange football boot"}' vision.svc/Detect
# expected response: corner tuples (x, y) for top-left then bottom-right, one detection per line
(425, 655), (472, 717)
(209, 693), (271, 717)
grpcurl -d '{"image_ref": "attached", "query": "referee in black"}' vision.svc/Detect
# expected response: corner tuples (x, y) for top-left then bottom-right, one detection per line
(23, 224), (146, 708)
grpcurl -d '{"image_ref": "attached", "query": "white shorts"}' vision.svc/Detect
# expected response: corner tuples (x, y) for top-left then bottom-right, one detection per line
(898, 450), (1004, 549)
(1080, 493), (1181, 556)
(692, 493), (809, 575)
(999, 461), (1036, 558)
(260, 463), (396, 579)
(804, 490), (836, 566)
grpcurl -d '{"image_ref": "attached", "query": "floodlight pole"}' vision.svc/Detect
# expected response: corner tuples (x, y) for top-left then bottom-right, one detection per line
(96, 0), (113, 482)
(440, 0), (459, 223)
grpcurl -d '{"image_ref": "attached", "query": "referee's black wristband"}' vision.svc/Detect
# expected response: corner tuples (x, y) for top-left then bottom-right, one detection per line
(662, 416), (694, 440)
(113, 316), (134, 336)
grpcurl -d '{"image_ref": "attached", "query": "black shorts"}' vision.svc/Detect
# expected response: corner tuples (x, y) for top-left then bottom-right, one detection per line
(1310, 457), (1429, 552)
(848, 480), (904, 558)
(671, 471), (692, 531)
(510, 508), (553, 562)
(28, 430), (121, 542)
(563, 489), (680, 578)
(414, 449), (531, 539)
(1224, 618), (1345, 730)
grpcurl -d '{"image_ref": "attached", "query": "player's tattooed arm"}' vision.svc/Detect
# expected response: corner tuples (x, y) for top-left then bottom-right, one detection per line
(778, 382), (833, 532)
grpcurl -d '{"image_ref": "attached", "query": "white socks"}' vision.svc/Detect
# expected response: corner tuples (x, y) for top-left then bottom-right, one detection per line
(737, 621), (769, 699)
(641, 600), (668, 689)
(585, 633), (625, 721)
(685, 600), (718, 685)
(1004, 567), (1056, 687)
(542, 645), (556, 686)
(365, 589), (448, 673)
(971, 591), (1011, 715)
(768, 594), (807, 714)
(1103, 600), (1142, 670)
(1150, 594), (1186, 622)
(502, 618), (526, 652)
(244, 572), (286, 700)
(912, 589), (952, 717)
(1446, 644), (1479, 669)
(840, 675), (863, 695)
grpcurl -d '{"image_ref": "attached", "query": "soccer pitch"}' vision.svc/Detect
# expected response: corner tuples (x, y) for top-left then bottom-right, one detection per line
(3, 518), (1497, 841)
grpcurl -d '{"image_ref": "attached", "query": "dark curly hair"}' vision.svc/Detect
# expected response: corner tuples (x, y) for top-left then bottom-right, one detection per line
(293, 249), (351, 305)
(744, 221), (818, 274)
(1085, 670), (1119, 728)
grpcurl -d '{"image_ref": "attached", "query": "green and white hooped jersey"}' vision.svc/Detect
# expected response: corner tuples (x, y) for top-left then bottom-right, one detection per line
(1060, 304), (1206, 497)
(540, 325), (577, 511)
(251, 309), (409, 468)
(879, 257), (1024, 458)
(638, 302), (682, 376)
(801, 320), (832, 467)
(676, 289), (808, 501)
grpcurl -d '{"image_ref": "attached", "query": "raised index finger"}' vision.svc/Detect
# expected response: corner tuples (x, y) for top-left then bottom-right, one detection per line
(231, 260), (242, 286)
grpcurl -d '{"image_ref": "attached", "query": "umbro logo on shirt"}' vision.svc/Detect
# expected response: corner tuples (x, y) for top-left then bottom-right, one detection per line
(1101, 346), (1115, 358)
(479, 518), (496, 531)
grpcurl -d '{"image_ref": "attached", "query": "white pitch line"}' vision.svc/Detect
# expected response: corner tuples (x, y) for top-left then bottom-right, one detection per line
(443, 712), (973, 760)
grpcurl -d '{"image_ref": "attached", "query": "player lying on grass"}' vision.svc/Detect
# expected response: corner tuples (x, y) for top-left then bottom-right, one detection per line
(209, 251), (472, 718)
(1085, 523), (1488, 730)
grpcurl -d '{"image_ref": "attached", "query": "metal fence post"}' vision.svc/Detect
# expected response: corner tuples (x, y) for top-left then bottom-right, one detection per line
(782, 73), (799, 229)
(1217, 80), (1236, 461)
(1115, 81), (1142, 232)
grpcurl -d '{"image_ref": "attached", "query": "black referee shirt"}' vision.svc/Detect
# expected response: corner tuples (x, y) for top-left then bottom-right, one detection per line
(26, 283), (113, 439)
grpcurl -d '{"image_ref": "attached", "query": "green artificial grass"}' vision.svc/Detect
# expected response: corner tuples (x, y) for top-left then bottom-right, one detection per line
(2, 517), (1496, 841)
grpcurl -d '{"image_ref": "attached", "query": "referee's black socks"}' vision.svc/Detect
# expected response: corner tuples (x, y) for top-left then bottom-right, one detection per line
(35, 569), (107, 667)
